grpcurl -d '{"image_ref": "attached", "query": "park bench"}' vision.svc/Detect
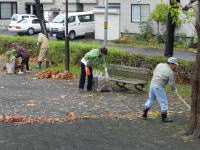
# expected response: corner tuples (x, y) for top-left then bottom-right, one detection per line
(107, 64), (150, 92)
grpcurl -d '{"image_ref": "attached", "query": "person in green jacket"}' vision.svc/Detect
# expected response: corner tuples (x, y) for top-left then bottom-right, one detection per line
(79, 47), (108, 92)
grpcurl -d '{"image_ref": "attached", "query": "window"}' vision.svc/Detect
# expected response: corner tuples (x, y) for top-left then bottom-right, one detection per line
(131, 4), (150, 22)
(78, 14), (94, 23)
(32, 19), (40, 24)
(22, 16), (29, 19)
(52, 15), (65, 23)
(0, 2), (17, 19)
(68, 16), (75, 23)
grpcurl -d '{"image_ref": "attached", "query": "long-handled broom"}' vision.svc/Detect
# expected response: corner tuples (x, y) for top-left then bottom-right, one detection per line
(176, 92), (191, 110)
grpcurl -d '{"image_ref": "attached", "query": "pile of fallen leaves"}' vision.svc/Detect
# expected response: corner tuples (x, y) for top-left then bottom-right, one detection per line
(29, 56), (38, 63)
(1, 66), (6, 72)
(0, 112), (89, 125)
(0, 112), (142, 125)
(36, 70), (76, 80)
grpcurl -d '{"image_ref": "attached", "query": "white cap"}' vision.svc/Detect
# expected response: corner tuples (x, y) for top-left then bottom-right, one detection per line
(167, 57), (179, 66)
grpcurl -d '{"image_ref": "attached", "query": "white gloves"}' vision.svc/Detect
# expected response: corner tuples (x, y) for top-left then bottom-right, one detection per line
(105, 67), (108, 72)
(174, 88), (178, 94)
(105, 67), (109, 78)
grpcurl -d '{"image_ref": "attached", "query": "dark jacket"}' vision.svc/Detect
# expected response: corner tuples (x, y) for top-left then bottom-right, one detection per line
(15, 46), (30, 59)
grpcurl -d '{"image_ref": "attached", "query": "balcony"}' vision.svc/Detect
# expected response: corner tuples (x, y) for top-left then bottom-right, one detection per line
(40, 0), (54, 3)
(108, 0), (120, 3)
(79, 0), (97, 3)
(62, 0), (79, 3)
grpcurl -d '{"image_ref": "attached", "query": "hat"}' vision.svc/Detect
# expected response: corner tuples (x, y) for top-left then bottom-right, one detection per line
(167, 57), (179, 66)
(11, 43), (17, 48)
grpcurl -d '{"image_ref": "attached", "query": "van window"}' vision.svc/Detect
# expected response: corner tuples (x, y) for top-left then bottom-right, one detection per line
(52, 15), (65, 23)
(78, 14), (94, 22)
(68, 16), (75, 23)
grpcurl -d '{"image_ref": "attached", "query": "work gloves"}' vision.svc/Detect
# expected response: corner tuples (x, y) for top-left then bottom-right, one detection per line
(85, 66), (90, 75)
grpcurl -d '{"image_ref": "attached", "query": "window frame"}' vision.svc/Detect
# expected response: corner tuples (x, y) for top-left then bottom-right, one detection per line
(0, 2), (17, 20)
(78, 14), (94, 23)
(131, 4), (150, 23)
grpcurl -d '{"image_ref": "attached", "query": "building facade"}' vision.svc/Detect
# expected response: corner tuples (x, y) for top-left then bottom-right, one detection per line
(0, 0), (196, 38)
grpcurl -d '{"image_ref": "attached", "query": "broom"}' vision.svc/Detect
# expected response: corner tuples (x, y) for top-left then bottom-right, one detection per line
(176, 92), (191, 110)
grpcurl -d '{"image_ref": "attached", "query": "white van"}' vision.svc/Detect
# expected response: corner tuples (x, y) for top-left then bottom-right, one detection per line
(10, 14), (37, 24)
(49, 11), (94, 40)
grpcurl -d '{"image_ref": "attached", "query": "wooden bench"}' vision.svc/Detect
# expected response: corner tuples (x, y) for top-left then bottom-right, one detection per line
(107, 64), (150, 92)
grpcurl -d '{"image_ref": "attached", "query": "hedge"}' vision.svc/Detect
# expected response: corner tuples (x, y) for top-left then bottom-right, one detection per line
(0, 35), (195, 83)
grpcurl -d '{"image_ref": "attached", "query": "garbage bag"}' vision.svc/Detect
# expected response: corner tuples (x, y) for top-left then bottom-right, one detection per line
(6, 59), (16, 74)
(93, 70), (112, 92)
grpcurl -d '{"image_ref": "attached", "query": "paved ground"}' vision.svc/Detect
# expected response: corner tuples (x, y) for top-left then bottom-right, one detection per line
(110, 45), (196, 61)
(0, 64), (199, 149)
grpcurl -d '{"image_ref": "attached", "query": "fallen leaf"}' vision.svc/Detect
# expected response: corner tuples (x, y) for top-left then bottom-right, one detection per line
(60, 95), (67, 99)
(27, 103), (36, 107)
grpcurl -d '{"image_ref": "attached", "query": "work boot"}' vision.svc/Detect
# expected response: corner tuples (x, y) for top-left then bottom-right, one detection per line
(46, 61), (49, 68)
(37, 61), (42, 69)
(161, 112), (173, 122)
(142, 108), (149, 118)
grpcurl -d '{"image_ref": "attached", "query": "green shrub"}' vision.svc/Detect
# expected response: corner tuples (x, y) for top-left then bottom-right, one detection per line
(0, 35), (195, 84)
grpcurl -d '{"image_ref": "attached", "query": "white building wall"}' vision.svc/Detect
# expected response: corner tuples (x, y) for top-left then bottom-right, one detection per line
(83, 4), (97, 11)
(94, 8), (120, 40)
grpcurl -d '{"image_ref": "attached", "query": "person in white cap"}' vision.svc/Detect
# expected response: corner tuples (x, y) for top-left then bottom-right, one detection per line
(142, 57), (179, 122)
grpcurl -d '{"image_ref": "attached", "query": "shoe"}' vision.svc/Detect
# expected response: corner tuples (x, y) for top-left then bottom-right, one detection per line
(142, 108), (149, 118)
(18, 71), (24, 74)
(79, 88), (84, 93)
(161, 112), (173, 122)
(46, 61), (49, 68)
(37, 61), (42, 69)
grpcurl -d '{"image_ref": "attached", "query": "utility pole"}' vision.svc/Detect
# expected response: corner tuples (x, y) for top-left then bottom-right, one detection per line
(65, 0), (70, 71)
(103, 0), (108, 47)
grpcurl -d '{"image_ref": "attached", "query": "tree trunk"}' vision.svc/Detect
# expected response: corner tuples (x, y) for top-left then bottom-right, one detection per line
(34, 0), (48, 37)
(157, 21), (160, 40)
(164, 0), (179, 57)
(186, 0), (200, 139)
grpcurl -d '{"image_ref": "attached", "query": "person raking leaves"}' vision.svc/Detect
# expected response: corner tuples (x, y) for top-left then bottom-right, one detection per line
(142, 57), (179, 122)
(79, 47), (108, 92)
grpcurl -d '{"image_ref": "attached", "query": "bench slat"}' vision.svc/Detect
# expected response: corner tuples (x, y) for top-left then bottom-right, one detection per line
(108, 64), (149, 81)
(108, 77), (146, 85)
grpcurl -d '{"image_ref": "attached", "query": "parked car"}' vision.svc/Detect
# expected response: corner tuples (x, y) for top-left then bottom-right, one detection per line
(49, 11), (94, 40)
(10, 14), (37, 24)
(8, 18), (49, 35)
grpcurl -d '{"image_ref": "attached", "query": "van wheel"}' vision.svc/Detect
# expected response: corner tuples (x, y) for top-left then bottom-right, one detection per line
(27, 28), (34, 35)
(69, 31), (76, 40)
